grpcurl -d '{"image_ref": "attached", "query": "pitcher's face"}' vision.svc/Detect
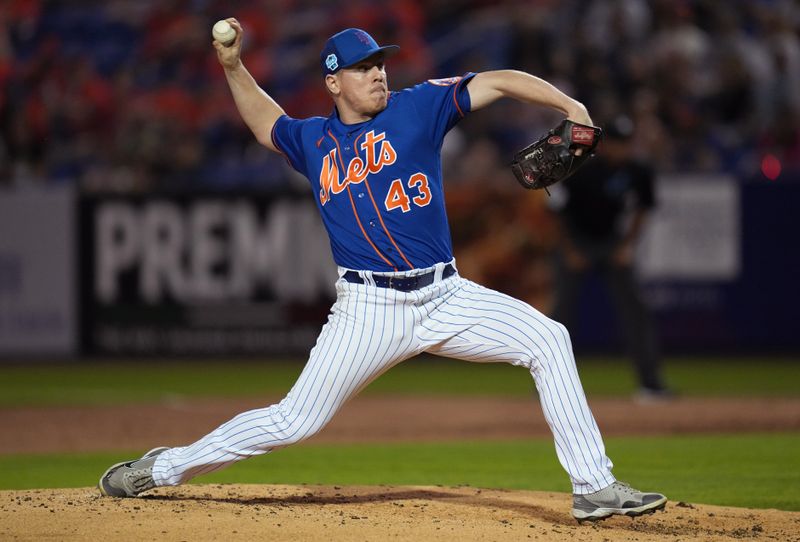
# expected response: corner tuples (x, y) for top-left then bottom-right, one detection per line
(328, 53), (389, 120)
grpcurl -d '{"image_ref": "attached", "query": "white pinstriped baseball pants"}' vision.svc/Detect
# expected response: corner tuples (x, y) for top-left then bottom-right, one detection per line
(152, 261), (616, 494)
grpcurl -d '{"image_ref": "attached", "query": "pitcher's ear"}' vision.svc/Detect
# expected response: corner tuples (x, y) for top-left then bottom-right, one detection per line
(325, 74), (340, 95)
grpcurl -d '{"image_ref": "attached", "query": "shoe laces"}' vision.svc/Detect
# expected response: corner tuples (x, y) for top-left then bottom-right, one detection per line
(123, 465), (155, 492)
(613, 481), (638, 495)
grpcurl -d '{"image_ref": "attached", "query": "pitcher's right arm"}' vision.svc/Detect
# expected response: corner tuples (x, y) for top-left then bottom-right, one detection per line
(214, 19), (285, 152)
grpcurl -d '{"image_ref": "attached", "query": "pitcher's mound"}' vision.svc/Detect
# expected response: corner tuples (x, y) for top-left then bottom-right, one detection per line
(2, 484), (797, 541)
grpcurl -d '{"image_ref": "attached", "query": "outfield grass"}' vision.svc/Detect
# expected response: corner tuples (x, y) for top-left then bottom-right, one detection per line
(2, 433), (798, 511)
(0, 356), (798, 406)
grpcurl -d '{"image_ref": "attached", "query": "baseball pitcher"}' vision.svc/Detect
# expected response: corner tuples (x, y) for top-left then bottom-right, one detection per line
(98, 23), (667, 523)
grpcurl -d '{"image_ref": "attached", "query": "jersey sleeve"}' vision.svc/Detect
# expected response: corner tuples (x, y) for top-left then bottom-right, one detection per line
(271, 114), (310, 177)
(410, 72), (477, 145)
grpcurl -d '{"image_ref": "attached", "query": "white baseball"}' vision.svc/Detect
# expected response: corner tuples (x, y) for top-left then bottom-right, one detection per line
(212, 20), (236, 46)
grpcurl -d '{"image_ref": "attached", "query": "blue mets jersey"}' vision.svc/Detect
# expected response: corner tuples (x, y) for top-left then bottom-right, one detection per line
(271, 72), (477, 272)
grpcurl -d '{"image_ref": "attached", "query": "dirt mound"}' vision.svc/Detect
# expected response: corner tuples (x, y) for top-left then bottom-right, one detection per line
(2, 484), (798, 541)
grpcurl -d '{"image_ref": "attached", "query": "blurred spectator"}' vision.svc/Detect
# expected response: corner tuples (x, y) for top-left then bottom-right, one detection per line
(1, 0), (799, 192)
(547, 116), (671, 399)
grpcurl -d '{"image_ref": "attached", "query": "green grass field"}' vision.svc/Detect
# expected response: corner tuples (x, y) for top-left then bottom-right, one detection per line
(1, 357), (798, 511)
(2, 434), (798, 511)
(1, 356), (798, 406)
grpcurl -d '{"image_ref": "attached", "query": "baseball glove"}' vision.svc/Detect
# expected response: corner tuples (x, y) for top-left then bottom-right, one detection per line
(511, 119), (603, 192)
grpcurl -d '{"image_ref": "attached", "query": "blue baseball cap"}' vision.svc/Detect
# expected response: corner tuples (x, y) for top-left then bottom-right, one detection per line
(320, 28), (399, 76)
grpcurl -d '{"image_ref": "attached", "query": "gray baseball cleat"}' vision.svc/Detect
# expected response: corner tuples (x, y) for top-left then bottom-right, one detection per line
(572, 481), (667, 523)
(98, 446), (169, 497)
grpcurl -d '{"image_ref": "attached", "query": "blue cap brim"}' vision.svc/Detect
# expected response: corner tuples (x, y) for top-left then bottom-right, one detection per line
(339, 44), (400, 70)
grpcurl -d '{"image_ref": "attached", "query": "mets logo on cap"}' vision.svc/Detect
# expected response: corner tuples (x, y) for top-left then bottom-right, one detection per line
(354, 30), (372, 45)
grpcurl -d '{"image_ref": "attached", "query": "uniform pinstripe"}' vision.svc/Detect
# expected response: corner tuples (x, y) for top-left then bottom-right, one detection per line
(97, 27), (667, 510)
(153, 262), (615, 494)
(149, 28), (617, 498)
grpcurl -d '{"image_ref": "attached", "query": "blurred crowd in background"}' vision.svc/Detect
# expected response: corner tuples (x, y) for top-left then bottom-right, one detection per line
(3, 0), (800, 193)
(2, 0), (799, 308)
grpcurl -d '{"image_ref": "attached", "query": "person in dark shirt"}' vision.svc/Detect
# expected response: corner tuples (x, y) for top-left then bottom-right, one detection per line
(549, 115), (671, 399)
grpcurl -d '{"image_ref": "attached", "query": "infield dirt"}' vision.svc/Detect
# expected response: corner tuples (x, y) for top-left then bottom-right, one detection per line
(2, 395), (800, 541)
(3, 484), (799, 541)
(4, 395), (800, 453)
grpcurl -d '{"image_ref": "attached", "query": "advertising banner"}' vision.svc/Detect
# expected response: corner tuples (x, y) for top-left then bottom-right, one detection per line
(0, 186), (76, 356)
(80, 193), (338, 355)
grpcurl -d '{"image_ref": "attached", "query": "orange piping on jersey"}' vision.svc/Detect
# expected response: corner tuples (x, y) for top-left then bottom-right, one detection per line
(345, 186), (396, 271)
(362, 178), (415, 270)
(346, 129), (369, 184)
(270, 120), (294, 167)
(347, 128), (370, 183)
(452, 82), (465, 118)
(316, 136), (325, 148)
(353, 131), (365, 144)
(328, 130), (397, 271)
(350, 130), (414, 270)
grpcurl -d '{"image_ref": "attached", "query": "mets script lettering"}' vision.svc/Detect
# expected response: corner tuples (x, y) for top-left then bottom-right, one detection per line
(319, 131), (397, 205)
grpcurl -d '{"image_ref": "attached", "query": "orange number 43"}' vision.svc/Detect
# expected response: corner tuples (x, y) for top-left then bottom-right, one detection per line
(384, 173), (432, 213)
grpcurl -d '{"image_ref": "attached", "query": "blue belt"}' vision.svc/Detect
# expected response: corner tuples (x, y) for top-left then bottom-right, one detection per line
(343, 264), (456, 292)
